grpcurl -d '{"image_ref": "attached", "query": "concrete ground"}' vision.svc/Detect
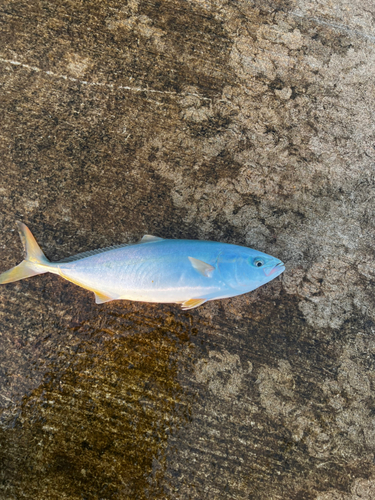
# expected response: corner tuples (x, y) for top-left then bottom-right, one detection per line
(0, 0), (375, 498)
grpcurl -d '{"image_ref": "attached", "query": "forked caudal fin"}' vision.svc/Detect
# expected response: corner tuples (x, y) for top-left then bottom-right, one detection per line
(0, 222), (50, 284)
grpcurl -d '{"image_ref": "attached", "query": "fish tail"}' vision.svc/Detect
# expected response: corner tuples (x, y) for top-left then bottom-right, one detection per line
(0, 222), (50, 284)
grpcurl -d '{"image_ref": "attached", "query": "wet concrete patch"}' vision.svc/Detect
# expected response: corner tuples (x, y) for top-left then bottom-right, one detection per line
(0, 305), (196, 498)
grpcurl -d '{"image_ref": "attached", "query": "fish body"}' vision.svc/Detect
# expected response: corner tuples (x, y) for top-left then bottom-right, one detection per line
(0, 223), (285, 310)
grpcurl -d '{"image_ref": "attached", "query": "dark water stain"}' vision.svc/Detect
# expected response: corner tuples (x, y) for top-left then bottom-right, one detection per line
(0, 306), (196, 499)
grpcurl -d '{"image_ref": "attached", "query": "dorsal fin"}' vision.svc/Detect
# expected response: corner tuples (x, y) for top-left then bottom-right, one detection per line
(56, 235), (164, 264)
(57, 243), (131, 263)
(139, 235), (164, 243)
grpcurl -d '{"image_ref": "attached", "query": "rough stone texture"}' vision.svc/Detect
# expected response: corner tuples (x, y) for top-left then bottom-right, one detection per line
(0, 0), (375, 498)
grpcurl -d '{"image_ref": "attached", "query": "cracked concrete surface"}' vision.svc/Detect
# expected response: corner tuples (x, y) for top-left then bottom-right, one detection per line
(0, 0), (375, 498)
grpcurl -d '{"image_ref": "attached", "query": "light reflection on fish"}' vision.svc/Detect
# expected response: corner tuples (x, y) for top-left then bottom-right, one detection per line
(0, 222), (285, 310)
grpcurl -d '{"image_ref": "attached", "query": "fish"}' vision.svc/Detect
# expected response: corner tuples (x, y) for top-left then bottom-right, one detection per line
(0, 222), (285, 310)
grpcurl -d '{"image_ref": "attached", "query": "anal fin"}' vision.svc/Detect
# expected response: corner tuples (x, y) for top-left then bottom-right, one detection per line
(58, 269), (117, 304)
(180, 298), (207, 310)
(94, 291), (116, 304)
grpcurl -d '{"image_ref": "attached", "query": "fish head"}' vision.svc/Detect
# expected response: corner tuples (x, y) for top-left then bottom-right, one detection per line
(246, 250), (285, 287)
(218, 248), (285, 290)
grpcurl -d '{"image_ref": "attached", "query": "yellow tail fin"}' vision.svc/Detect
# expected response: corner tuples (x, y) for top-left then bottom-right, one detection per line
(0, 222), (50, 284)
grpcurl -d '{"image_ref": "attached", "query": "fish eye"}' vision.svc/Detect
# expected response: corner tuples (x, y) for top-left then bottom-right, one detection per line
(254, 258), (264, 268)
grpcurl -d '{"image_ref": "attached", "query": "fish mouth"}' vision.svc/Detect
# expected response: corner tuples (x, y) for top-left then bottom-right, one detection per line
(264, 261), (285, 277)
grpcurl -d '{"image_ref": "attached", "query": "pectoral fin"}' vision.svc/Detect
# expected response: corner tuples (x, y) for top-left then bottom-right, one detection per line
(188, 257), (215, 277)
(180, 298), (207, 310)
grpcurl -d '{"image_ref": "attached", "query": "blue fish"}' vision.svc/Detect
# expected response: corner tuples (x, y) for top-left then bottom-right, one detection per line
(0, 222), (285, 310)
